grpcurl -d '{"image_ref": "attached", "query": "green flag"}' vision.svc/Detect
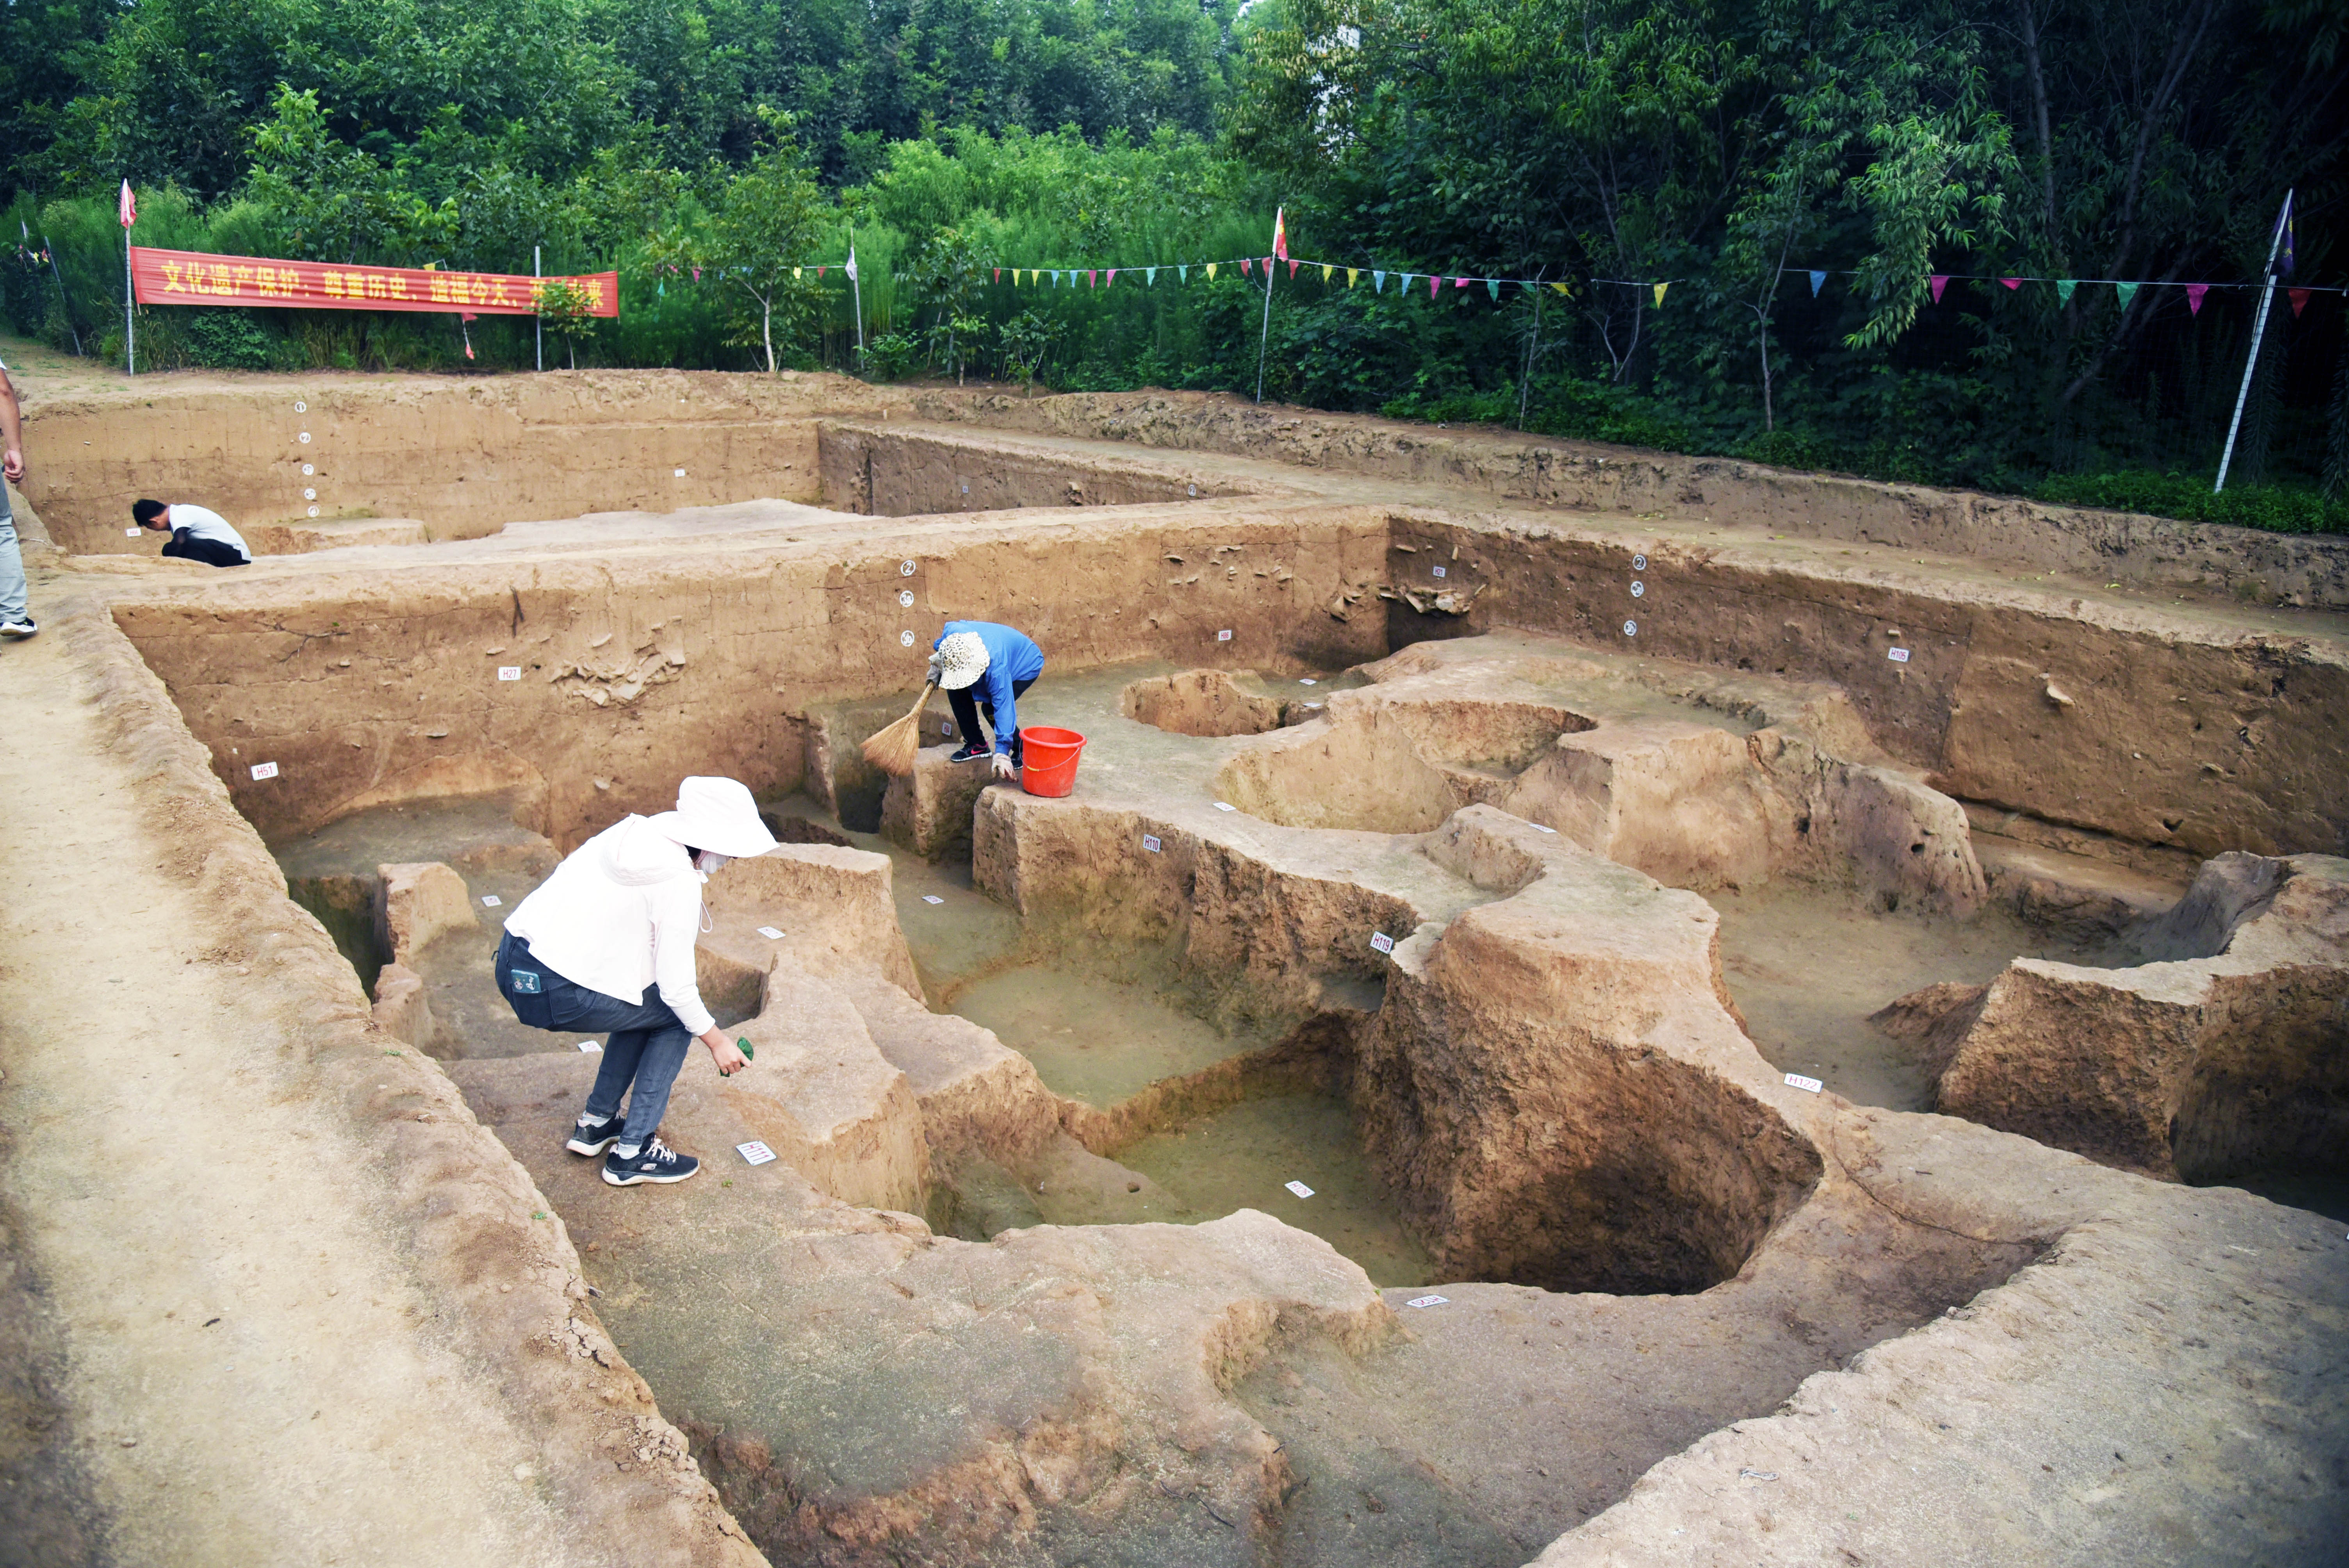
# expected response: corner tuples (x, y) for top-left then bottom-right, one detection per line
(2057, 279), (2078, 305)
(2115, 280), (2139, 311)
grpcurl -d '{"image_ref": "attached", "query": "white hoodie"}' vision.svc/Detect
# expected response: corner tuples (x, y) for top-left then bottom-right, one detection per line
(503, 815), (714, 1036)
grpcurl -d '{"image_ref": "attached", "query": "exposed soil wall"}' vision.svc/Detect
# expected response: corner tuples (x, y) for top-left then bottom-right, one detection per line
(24, 370), (910, 555)
(817, 424), (1267, 515)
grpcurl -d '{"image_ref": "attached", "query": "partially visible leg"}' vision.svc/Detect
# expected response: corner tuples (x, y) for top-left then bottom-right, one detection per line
(946, 684), (984, 754)
(613, 1019), (693, 1149)
(580, 1029), (649, 1124)
(0, 513), (27, 629)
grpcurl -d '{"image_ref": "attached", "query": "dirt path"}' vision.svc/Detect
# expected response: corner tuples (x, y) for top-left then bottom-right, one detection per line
(0, 596), (756, 1566)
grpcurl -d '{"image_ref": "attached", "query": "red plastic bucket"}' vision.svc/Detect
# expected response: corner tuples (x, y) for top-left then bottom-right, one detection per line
(1019, 726), (1086, 797)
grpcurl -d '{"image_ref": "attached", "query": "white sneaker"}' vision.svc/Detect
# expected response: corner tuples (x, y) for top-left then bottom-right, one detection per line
(0, 616), (35, 638)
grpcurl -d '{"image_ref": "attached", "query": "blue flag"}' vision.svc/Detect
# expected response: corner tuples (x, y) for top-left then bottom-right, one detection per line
(1373, 270), (1386, 293)
(1808, 270), (1826, 296)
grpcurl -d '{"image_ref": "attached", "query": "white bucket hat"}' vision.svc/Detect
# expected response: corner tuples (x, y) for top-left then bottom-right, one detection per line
(935, 631), (991, 690)
(648, 776), (779, 858)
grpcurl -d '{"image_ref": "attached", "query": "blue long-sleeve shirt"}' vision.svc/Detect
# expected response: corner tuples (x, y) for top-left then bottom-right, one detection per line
(934, 620), (1045, 753)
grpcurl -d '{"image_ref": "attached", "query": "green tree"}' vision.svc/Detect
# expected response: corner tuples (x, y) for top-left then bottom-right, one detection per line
(652, 114), (828, 370)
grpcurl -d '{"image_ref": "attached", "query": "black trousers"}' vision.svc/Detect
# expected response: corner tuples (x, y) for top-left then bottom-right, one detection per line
(948, 676), (1035, 758)
(161, 531), (248, 568)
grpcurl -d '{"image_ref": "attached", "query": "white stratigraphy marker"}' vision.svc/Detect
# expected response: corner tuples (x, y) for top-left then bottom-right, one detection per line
(481, 895), (501, 908)
(899, 589), (914, 607)
(1433, 564), (1447, 578)
(1623, 620), (1638, 637)
(1633, 553), (1647, 570)
(1142, 835), (1162, 853)
(674, 468), (686, 478)
(577, 1040), (601, 1053)
(1405, 1294), (1448, 1309)
(736, 1142), (778, 1166)
(498, 666), (521, 681)
(249, 762), (279, 780)
(1369, 931), (1395, 954)
(1784, 1073), (1823, 1093)
(1299, 678), (1317, 685)
(1531, 823), (1557, 833)
(757, 926), (784, 940)
(922, 894), (945, 905)
(1214, 802), (1237, 812)
(900, 630), (916, 646)
(900, 560), (916, 576)
(1217, 629), (1232, 641)
(1285, 1181), (1314, 1198)
(1888, 647), (1911, 663)
(125, 527), (139, 536)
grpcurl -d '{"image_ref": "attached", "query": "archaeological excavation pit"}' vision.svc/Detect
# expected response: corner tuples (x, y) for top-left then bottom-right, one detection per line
(9, 372), (2347, 1567)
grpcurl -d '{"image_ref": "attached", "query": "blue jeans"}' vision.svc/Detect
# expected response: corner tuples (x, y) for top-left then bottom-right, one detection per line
(496, 932), (692, 1147)
(0, 506), (25, 623)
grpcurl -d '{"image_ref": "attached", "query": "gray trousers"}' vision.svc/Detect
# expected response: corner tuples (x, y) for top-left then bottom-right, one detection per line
(0, 494), (24, 623)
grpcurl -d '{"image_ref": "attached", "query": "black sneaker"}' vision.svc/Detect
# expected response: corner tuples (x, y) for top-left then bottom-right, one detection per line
(565, 1111), (624, 1156)
(0, 616), (34, 639)
(602, 1136), (699, 1187)
(947, 741), (990, 763)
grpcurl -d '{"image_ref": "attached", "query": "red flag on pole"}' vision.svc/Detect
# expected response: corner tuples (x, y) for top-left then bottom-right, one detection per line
(119, 180), (136, 228)
(1273, 207), (1287, 264)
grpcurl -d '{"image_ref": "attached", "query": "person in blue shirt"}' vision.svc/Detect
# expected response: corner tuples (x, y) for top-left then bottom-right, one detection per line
(930, 620), (1044, 777)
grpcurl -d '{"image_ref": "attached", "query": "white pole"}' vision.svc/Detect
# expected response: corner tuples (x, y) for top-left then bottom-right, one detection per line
(125, 232), (135, 376)
(1254, 261), (1274, 403)
(2215, 191), (2291, 494)
(534, 246), (543, 372)
(850, 234), (865, 360)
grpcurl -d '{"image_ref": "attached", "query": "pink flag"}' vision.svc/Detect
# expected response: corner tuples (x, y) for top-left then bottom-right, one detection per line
(1429, 274), (1440, 298)
(818, 266), (827, 278)
(1239, 257), (1251, 276)
(2289, 288), (2312, 317)
(1288, 258), (1298, 278)
(2000, 277), (2020, 290)
(1928, 275), (1950, 303)
(993, 268), (1000, 283)
(119, 180), (136, 228)
(2186, 283), (2208, 315)
(1087, 269), (1097, 287)
(1106, 269), (1117, 285)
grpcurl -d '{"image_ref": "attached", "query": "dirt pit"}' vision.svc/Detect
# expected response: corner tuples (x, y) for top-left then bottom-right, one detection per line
(18, 371), (2349, 1567)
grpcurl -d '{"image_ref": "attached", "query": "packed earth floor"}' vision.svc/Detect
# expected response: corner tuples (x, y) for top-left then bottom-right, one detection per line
(1, 348), (2345, 1568)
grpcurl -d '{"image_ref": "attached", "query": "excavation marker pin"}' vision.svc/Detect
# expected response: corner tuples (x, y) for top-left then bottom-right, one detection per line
(249, 762), (279, 781)
(1142, 835), (1162, 853)
(294, 401), (307, 413)
(1887, 647), (1911, 663)
(1433, 565), (1447, 578)
(736, 1142), (778, 1167)
(497, 666), (521, 681)
(308, 506), (320, 517)
(922, 895), (945, 905)
(757, 926), (784, 940)
(1405, 1294), (1448, 1309)
(899, 589), (914, 607)
(1285, 1181), (1315, 1199)
(298, 432), (311, 444)
(1623, 620), (1638, 637)
(1217, 629), (1232, 641)
(481, 895), (501, 908)
(304, 488), (317, 500)
(1631, 581), (1645, 598)
(900, 560), (916, 576)
(900, 631), (916, 647)
(1633, 554), (1648, 570)
(302, 463), (314, 476)
(577, 1040), (601, 1053)
(1784, 1073), (1823, 1094)
(1370, 932), (1395, 955)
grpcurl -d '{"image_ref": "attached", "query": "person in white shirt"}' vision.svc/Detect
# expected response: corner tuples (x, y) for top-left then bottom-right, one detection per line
(0, 357), (33, 637)
(494, 776), (777, 1186)
(132, 499), (251, 566)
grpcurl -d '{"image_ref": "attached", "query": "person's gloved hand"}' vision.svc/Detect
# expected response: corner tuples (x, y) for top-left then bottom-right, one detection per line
(990, 752), (1017, 779)
(925, 652), (942, 686)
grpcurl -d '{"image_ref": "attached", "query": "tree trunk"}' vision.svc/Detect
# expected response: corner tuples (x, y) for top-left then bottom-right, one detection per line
(763, 298), (775, 373)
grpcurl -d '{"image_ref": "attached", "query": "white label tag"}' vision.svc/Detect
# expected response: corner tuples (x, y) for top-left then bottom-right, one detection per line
(1784, 1073), (1823, 1093)
(249, 762), (279, 780)
(480, 894), (501, 908)
(1298, 678), (1317, 685)
(497, 666), (521, 681)
(736, 1141), (778, 1166)
(922, 894), (945, 904)
(673, 468), (686, 478)
(756, 926), (784, 940)
(1217, 629), (1233, 641)
(1213, 802), (1236, 812)
(1531, 823), (1557, 833)
(577, 1040), (601, 1053)
(1405, 1294), (1449, 1309)
(1142, 835), (1162, 853)
(1370, 932), (1395, 954)
(126, 527), (140, 536)
(1432, 565), (1447, 578)
(1285, 1181), (1315, 1198)
(1887, 646), (1911, 663)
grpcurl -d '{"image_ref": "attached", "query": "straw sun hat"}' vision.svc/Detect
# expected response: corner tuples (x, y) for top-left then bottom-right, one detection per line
(647, 776), (778, 858)
(934, 631), (991, 690)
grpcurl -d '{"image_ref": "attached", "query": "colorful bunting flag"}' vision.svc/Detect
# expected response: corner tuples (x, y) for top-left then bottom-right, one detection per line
(1652, 282), (1668, 306)
(1106, 269), (1117, 286)
(1206, 263), (1217, 280)
(1346, 268), (1358, 288)
(1239, 257), (1252, 276)
(817, 266), (827, 278)
(1288, 258), (1299, 278)
(1454, 275), (1470, 289)
(1179, 266), (1188, 283)
(1374, 271), (1387, 292)
(1429, 274), (1440, 298)
(1486, 278), (1500, 301)
(993, 268), (1000, 283)
(2186, 283), (2208, 315)
(793, 266), (802, 278)
(1087, 269), (1097, 287)
(1808, 270), (1826, 296)
(2000, 276), (2021, 290)
(2057, 279), (2077, 305)
(1147, 267), (1157, 285)
(2289, 287), (2311, 317)
(2115, 280), (2139, 310)
(1928, 274), (1949, 303)
(1323, 264), (1333, 283)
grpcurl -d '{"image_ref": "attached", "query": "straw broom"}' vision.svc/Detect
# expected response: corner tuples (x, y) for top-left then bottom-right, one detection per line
(861, 680), (937, 777)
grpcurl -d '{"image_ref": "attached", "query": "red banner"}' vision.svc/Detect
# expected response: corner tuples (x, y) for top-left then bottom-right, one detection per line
(130, 247), (618, 317)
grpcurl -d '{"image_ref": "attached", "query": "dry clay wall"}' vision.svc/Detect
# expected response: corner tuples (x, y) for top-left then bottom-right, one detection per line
(112, 508), (1395, 848)
(917, 389), (2349, 610)
(25, 370), (912, 556)
(816, 423), (1279, 516)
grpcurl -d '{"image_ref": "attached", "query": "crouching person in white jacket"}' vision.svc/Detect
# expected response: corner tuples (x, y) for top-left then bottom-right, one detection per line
(494, 776), (777, 1186)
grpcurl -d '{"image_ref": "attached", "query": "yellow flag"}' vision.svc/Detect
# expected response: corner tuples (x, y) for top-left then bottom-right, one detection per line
(793, 266), (802, 278)
(1653, 282), (1669, 306)
(1322, 264), (1332, 283)
(1206, 262), (1218, 280)
(1347, 268), (1359, 288)
(1550, 282), (1570, 296)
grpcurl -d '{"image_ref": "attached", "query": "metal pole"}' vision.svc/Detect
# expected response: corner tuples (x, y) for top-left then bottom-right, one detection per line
(850, 234), (865, 360)
(1254, 260), (1274, 403)
(37, 228), (80, 356)
(2216, 191), (2291, 494)
(534, 246), (543, 372)
(125, 231), (134, 376)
